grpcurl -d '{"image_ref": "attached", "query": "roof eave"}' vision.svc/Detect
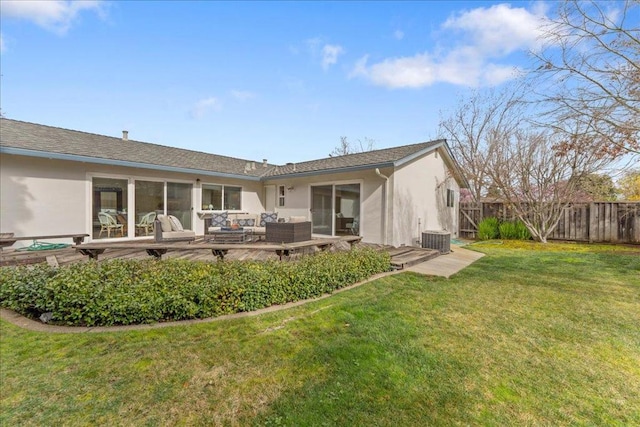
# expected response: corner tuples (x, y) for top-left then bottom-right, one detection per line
(261, 161), (395, 180)
(392, 140), (470, 189)
(438, 144), (470, 189)
(393, 140), (445, 168)
(0, 147), (262, 181)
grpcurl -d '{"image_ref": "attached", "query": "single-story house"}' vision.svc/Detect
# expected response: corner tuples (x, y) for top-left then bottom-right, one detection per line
(0, 118), (468, 248)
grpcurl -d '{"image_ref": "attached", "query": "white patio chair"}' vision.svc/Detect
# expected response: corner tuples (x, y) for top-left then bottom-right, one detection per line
(135, 211), (156, 236)
(98, 212), (124, 238)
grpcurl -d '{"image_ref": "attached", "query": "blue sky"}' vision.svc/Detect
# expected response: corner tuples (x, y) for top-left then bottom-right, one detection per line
(1, 1), (550, 165)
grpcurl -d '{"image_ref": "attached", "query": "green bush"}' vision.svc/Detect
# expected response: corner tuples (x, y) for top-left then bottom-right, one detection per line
(499, 220), (532, 240)
(0, 248), (391, 327)
(478, 217), (500, 240)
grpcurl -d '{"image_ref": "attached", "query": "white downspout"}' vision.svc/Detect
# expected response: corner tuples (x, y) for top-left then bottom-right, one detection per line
(375, 168), (389, 245)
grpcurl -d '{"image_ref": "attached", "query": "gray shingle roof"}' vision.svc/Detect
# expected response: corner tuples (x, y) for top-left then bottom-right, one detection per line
(0, 118), (268, 177)
(264, 140), (444, 177)
(1, 118), (452, 181)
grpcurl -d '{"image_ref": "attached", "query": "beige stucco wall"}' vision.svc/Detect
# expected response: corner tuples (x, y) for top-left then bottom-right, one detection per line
(391, 148), (460, 247)
(0, 154), (264, 246)
(1, 149), (463, 249)
(1, 155), (87, 246)
(263, 168), (388, 244)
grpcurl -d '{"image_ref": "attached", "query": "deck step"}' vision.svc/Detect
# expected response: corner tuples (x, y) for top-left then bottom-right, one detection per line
(390, 248), (439, 270)
(387, 247), (419, 257)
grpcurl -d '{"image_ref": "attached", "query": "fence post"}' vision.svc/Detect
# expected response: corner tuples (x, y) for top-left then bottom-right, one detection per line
(588, 203), (597, 243)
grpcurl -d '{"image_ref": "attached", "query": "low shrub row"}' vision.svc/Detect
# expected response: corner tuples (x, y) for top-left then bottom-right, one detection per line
(0, 247), (391, 327)
(478, 217), (532, 241)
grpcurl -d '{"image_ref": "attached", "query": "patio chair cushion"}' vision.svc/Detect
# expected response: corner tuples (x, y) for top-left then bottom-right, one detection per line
(260, 212), (278, 227)
(158, 215), (172, 232)
(159, 230), (195, 240)
(211, 211), (228, 228)
(168, 215), (184, 231)
(289, 216), (307, 223)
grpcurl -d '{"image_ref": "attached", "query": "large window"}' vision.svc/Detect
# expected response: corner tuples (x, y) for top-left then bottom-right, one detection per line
(202, 184), (223, 210)
(202, 184), (242, 210)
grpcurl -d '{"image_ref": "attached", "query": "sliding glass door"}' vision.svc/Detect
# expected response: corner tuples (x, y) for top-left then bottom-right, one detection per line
(92, 177), (128, 240)
(167, 182), (192, 230)
(311, 185), (333, 235)
(135, 181), (164, 237)
(311, 183), (361, 236)
(92, 177), (194, 239)
(335, 184), (360, 236)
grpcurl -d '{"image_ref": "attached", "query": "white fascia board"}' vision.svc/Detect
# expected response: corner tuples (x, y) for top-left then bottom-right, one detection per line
(0, 147), (262, 181)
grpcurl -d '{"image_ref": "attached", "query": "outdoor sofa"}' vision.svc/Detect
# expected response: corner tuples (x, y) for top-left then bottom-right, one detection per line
(154, 214), (196, 242)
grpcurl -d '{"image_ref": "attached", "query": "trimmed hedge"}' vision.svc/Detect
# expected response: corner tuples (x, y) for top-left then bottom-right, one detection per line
(0, 247), (391, 327)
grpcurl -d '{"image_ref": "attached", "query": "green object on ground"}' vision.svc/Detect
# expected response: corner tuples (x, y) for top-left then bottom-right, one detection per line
(15, 241), (71, 251)
(449, 238), (468, 246)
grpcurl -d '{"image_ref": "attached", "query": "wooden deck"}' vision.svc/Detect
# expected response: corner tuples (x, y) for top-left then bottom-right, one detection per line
(1, 236), (362, 266)
(0, 236), (438, 269)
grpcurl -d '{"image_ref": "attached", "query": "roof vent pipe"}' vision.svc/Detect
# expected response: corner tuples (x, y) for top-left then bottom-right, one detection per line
(122, 130), (128, 141)
(375, 168), (389, 246)
(263, 159), (268, 167)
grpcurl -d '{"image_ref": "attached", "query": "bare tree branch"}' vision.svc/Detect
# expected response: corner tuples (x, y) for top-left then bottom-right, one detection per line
(531, 0), (640, 156)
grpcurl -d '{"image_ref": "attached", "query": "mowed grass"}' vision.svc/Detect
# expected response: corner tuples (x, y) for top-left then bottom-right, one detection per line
(1, 242), (639, 426)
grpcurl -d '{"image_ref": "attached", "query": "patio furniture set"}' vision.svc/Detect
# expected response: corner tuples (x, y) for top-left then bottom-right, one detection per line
(73, 212), (336, 261)
(204, 212), (312, 244)
(97, 211), (158, 238)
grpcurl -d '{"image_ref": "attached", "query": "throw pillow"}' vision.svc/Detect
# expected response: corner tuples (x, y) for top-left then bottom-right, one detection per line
(168, 215), (184, 231)
(236, 218), (255, 227)
(260, 212), (278, 227)
(158, 215), (172, 232)
(210, 211), (228, 228)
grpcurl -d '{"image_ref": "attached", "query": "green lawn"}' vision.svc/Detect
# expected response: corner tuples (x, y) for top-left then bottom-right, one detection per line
(1, 242), (639, 426)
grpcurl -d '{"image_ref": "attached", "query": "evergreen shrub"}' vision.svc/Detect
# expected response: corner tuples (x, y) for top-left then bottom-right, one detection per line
(0, 248), (391, 327)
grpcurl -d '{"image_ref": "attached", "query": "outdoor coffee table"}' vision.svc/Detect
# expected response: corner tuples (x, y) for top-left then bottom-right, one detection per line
(206, 228), (252, 243)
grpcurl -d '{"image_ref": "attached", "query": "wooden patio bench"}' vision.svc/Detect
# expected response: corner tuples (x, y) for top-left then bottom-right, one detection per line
(74, 235), (363, 261)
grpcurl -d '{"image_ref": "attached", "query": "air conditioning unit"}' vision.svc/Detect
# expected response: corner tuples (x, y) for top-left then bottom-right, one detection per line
(422, 230), (451, 254)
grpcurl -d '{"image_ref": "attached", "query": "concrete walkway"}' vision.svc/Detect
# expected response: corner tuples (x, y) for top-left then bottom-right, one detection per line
(406, 244), (484, 278)
(0, 245), (485, 333)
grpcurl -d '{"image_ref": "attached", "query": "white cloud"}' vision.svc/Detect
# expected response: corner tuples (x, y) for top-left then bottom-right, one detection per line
(1, 0), (105, 34)
(190, 97), (221, 119)
(304, 38), (344, 70)
(393, 30), (404, 40)
(230, 90), (256, 101)
(442, 3), (547, 55)
(351, 54), (436, 88)
(352, 3), (547, 88)
(321, 44), (344, 70)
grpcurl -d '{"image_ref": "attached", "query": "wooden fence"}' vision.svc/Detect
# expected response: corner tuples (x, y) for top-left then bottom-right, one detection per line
(459, 202), (640, 244)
